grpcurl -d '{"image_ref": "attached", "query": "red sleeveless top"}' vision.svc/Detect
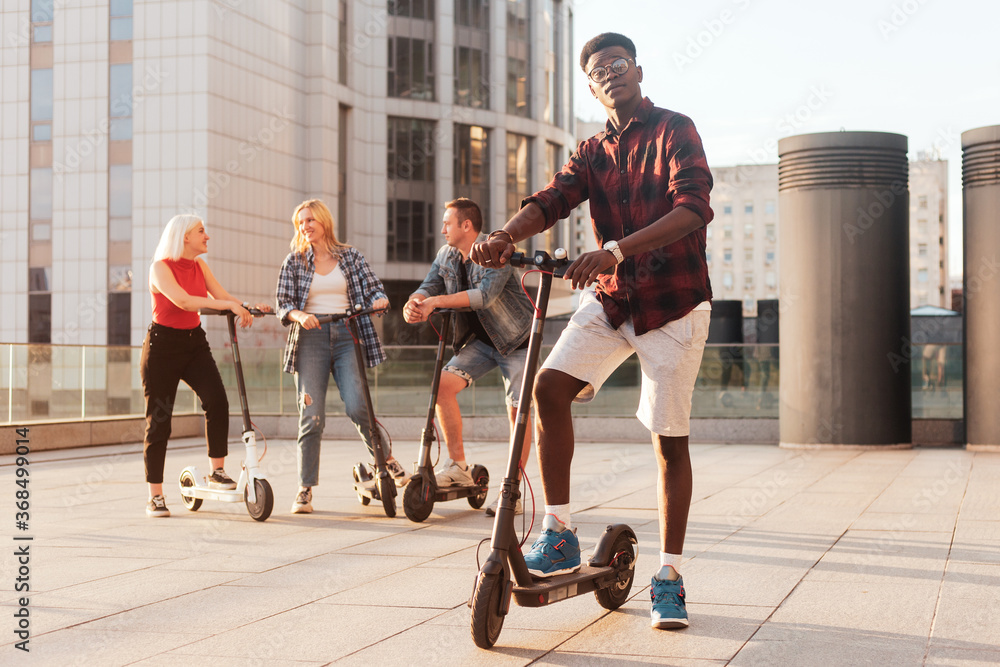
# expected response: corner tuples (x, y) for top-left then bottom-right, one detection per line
(151, 258), (206, 329)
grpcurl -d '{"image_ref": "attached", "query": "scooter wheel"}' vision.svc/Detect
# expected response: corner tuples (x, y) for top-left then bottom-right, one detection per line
(594, 531), (636, 610)
(467, 465), (489, 509)
(244, 478), (274, 522)
(378, 473), (396, 518)
(179, 470), (203, 511)
(353, 466), (370, 505)
(470, 570), (507, 648)
(403, 476), (434, 522)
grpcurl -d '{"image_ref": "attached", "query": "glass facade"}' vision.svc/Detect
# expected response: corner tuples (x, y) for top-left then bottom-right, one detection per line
(506, 132), (530, 221)
(506, 0), (530, 117)
(387, 118), (437, 263)
(454, 0), (490, 108)
(454, 124), (489, 209)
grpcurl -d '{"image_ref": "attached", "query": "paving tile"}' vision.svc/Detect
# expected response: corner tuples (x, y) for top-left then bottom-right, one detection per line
(534, 654), (728, 666)
(929, 561), (1000, 650)
(2, 627), (205, 667)
(336, 619), (568, 666)
(807, 529), (953, 584)
(950, 521), (1000, 564)
(923, 645), (1000, 666)
(764, 580), (940, 636)
(730, 624), (927, 666)
(850, 511), (957, 533)
(557, 600), (772, 661)
(167, 603), (441, 661)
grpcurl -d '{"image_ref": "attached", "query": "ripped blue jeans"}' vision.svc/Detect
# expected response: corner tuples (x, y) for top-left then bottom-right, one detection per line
(293, 320), (386, 487)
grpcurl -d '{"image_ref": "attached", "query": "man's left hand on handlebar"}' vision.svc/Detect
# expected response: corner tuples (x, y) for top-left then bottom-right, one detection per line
(562, 249), (618, 290)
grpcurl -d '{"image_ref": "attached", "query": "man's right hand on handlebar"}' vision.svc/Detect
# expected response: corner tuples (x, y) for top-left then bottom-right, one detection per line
(470, 233), (515, 268)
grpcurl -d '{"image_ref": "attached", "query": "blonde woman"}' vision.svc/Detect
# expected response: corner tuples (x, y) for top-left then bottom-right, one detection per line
(276, 199), (403, 514)
(142, 214), (271, 517)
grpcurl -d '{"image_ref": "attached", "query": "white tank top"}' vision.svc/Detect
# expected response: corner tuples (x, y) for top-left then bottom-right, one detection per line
(304, 264), (350, 314)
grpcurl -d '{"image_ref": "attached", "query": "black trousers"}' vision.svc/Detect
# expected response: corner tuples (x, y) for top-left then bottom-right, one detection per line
(140, 323), (229, 484)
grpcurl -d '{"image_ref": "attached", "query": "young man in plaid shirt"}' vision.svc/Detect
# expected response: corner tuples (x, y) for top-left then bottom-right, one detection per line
(472, 32), (713, 630)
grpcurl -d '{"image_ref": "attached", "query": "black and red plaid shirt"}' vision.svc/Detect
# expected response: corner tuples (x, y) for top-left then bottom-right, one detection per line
(525, 97), (714, 335)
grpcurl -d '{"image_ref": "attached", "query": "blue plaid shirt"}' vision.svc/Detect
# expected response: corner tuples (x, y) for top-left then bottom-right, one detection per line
(276, 246), (388, 372)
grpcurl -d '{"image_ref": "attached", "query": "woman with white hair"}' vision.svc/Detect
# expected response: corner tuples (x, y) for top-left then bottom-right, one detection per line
(141, 214), (271, 517)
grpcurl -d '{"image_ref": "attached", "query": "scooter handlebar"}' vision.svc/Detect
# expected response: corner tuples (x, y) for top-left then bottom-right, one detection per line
(507, 248), (571, 277)
(199, 307), (271, 317)
(315, 304), (389, 324)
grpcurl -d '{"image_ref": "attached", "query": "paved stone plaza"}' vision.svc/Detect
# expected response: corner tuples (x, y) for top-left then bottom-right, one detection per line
(2, 435), (999, 665)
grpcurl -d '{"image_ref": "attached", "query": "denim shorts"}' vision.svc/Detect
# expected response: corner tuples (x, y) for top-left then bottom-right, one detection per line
(445, 338), (528, 407)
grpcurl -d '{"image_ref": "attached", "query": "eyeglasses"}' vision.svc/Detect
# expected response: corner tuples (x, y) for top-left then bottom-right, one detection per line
(587, 58), (634, 84)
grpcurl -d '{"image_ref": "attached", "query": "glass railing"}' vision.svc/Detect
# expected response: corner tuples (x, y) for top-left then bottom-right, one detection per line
(0, 342), (963, 424)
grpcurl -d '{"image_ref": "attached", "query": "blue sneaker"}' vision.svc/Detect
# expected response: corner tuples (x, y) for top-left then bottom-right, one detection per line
(523, 527), (582, 578)
(650, 574), (688, 629)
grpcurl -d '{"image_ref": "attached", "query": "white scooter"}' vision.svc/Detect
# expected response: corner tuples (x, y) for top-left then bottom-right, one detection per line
(177, 308), (274, 521)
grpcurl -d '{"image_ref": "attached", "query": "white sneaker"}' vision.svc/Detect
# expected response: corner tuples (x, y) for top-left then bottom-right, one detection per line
(485, 496), (522, 516)
(435, 459), (473, 487)
(291, 487), (312, 514)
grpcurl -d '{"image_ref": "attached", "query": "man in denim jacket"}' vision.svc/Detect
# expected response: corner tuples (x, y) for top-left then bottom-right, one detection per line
(404, 198), (534, 515)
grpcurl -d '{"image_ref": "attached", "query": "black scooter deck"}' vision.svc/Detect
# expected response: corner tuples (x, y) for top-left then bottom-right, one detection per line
(512, 565), (616, 607)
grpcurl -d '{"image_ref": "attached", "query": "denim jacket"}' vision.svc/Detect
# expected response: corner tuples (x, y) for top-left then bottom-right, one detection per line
(413, 236), (533, 356)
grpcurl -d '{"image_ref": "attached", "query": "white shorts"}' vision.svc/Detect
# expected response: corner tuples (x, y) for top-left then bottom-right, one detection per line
(541, 290), (710, 436)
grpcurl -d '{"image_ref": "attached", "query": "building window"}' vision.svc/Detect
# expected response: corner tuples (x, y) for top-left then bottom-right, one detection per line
(744, 201), (754, 215)
(29, 294), (52, 344)
(706, 250), (711, 264)
(765, 223), (776, 242)
(765, 199), (776, 215)
(744, 272), (754, 290)
(107, 293), (131, 346)
(506, 0), (530, 117)
(917, 218), (928, 235)
(31, 0), (53, 42)
(918, 268), (929, 283)
(723, 248), (732, 264)
(387, 117), (437, 262)
(31, 69), (53, 122)
(723, 204), (732, 215)
(723, 225), (733, 240)
(918, 195), (928, 209)
(454, 124), (489, 210)
(744, 247), (753, 263)
(389, 0), (436, 18)
(723, 271), (733, 290)
(706, 226), (713, 240)
(30, 167), (53, 221)
(388, 36), (435, 100)
(506, 132), (531, 221)
(29, 267), (50, 292)
(455, 0), (490, 108)
(743, 295), (755, 311)
(765, 271), (776, 289)
(918, 243), (928, 258)
(109, 165), (132, 219)
(338, 0), (348, 84)
(743, 222), (753, 239)
(455, 46), (489, 108)
(109, 64), (133, 140)
(109, 265), (133, 292)
(110, 0), (133, 41)
(456, 0), (488, 28)
(765, 249), (775, 265)
(542, 0), (563, 126)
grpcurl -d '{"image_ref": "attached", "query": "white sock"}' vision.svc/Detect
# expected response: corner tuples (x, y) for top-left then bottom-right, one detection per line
(542, 504), (571, 531)
(656, 552), (682, 580)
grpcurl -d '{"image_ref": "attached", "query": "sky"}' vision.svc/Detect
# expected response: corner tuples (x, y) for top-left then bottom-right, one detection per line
(570, 0), (1000, 279)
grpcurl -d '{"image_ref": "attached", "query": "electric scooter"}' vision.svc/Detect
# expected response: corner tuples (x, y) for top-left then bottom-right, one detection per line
(403, 309), (489, 522)
(469, 249), (637, 648)
(320, 304), (398, 518)
(178, 308), (274, 522)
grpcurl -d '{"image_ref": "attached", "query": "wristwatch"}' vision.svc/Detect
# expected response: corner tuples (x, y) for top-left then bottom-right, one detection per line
(603, 240), (624, 264)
